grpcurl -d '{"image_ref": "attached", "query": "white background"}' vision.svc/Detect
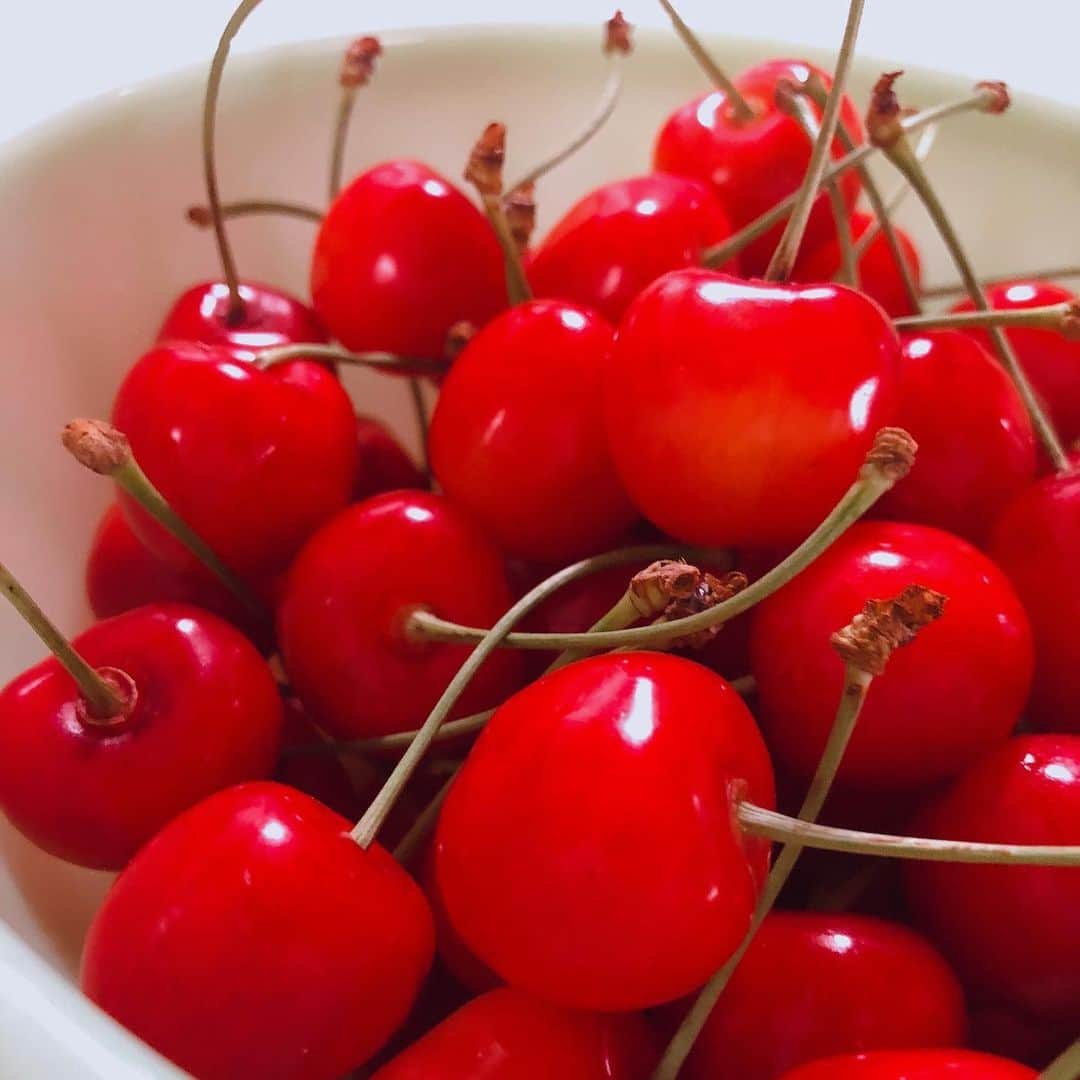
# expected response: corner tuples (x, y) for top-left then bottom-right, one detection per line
(2, 1), (1080, 143)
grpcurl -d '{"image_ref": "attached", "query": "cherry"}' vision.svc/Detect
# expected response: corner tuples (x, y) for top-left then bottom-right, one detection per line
(792, 210), (922, 318)
(311, 161), (508, 358)
(526, 173), (736, 325)
(751, 521), (1033, 791)
(81, 782), (434, 1079)
(871, 331), (1036, 545)
(777, 1049), (1037, 1079)
(988, 464), (1080, 729)
(354, 414), (427, 500)
(432, 651), (775, 1011)
(951, 280), (1080, 444)
(604, 271), (898, 549)
(677, 910), (966, 1080)
(0, 601), (281, 870)
(277, 490), (522, 739)
(370, 987), (658, 1079)
(653, 59), (864, 275)
(903, 735), (1080, 1021)
(112, 341), (357, 579)
(429, 299), (636, 562)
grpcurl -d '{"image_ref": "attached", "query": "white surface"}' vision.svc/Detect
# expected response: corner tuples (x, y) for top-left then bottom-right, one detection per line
(0, 21), (1078, 1079)
(3, 2), (1080, 143)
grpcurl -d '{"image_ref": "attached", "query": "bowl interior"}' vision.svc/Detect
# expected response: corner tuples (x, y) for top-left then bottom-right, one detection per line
(0, 22), (1077, 1072)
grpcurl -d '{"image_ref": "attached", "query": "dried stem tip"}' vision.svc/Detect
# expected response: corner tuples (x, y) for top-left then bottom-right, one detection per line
(831, 584), (948, 675)
(340, 36), (382, 89)
(504, 182), (537, 253)
(465, 123), (506, 198)
(629, 560), (702, 618)
(975, 80), (1011, 114)
(866, 71), (911, 149)
(605, 10), (633, 55)
(660, 571), (749, 650)
(445, 321), (477, 362)
(186, 205), (213, 227)
(62, 419), (131, 475)
(862, 427), (918, 484)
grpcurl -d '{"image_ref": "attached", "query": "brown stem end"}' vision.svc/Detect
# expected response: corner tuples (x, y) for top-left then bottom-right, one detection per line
(866, 71), (910, 148)
(862, 427), (918, 484)
(975, 80), (1011, 114)
(445, 321), (477, 362)
(465, 122), (506, 198)
(62, 419), (131, 476)
(186, 205), (213, 227)
(658, 570), (749, 650)
(605, 10), (633, 55)
(503, 182), (537, 253)
(340, 36), (383, 88)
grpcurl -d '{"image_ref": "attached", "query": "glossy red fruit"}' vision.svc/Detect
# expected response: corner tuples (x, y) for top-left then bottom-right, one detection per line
(605, 271), (898, 549)
(82, 782), (434, 1080)
(653, 59), (864, 275)
(989, 464), (1080, 729)
(527, 173), (736, 325)
(873, 332), (1036, 544)
(433, 651), (775, 1011)
(751, 521), (1033, 790)
(371, 987), (657, 1079)
(278, 491), (521, 739)
(792, 211), (922, 318)
(680, 911), (966, 1080)
(904, 735), (1080, 1021)
(158, 280), (329, 356)
(311, 161), (507, 358)
(0, 604), (281, 870)
(430, 299), (635, 562)
(354, 414), (426, 500)
(113, 341), (357, 579)
(952, 281), (1080, 443)
(777, 1049), (1037, 1080)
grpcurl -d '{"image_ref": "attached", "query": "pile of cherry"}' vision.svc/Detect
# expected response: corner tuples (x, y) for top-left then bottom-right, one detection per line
(1, 3), (1078, 1079)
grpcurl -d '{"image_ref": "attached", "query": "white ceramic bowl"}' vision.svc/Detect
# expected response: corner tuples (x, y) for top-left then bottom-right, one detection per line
(0, 23), (1078, 1076)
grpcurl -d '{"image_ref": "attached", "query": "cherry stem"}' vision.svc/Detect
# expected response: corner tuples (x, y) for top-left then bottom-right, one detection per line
(764, 0), (865, 281)
(657, 0), (755, 123)
(1040, 1034), (1080, 1080)
(329, 88), (356, 201)
(0, 562), (126, 719)
(187, 200), (324, 227)
(921, 264), (1080, 298)
(254, 344), (448, 376)
(329, 37), (383, 202)
(202, 0), (265, 324)
(873, 94), (1071, 472)
(895, 303), (1080, 336)
(654, 663), (875, 1080)
(702, 87), (995, 270)
(407, 427), (916, 652)
(392, 771), (455, 864)
(408, 377), (431, 478)
(483, 192), (533, 306)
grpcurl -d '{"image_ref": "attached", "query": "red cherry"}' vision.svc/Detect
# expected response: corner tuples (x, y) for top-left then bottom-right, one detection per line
(604, 271), (898, 549)
(82, 782), (434, 1079)
(777, 1049), (1036, 1079)
(526, 173), (737, 325)
(989, 465), (1080, 729)
(872, 332), (1036, 545)
(0, 604), (281, 869)
(653, 59), (864, 275)
(430, 299), (636, 562)
(311, 161), (507, 357)
(432, 651), (775, 1011)
(904, 735), (1080, 1021)
(678, 911), (966, 1080)
(277, 491), (521, 739)
(951, 281), (1080, 444)
(112, 341), (357, 579)
(371, 987), (657, 1079)
(158, 280), (329, 357)
(792, 211), (922, 318)
(751, 521), (1033, 791)
(354, 414), (426, 500)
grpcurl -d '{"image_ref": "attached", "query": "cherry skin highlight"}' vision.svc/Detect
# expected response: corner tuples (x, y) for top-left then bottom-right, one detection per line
(904, 735), (1080, 1021)
(354, 414), (426, 500)
(751, 521), (1033, 791)
(777, 1049), (1037, 1080)
(0, 604), (282, 870)
(989, 463), (1080, 729)
(873, 331), (1036, 545)
(371, 987), (658, 1079)
(526, 173), (737, 325)
(311, 161), (507, 358)
(432, 651), (775, 1011)
(113, 341), (357, 579)
(679, 911), (966, 1080)
(792, 210), (922, 318)
(604, 271), (898, 550)
(81, 782), (434, 1080)
(653, 59), (864, 275)
(277, 491), (522, 739)
(430, 299), (636, 562)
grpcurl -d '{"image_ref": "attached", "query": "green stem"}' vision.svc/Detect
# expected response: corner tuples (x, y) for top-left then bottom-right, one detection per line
(1041, 1034), (1080, 1080)
(895, 302), (1077, 335)
(921, 264), (1080, 299)
(254, 344), (447, 376)
(329, 86), (356, 203)
(187, 199), (325, 227)
(481, 193), (533, 306)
